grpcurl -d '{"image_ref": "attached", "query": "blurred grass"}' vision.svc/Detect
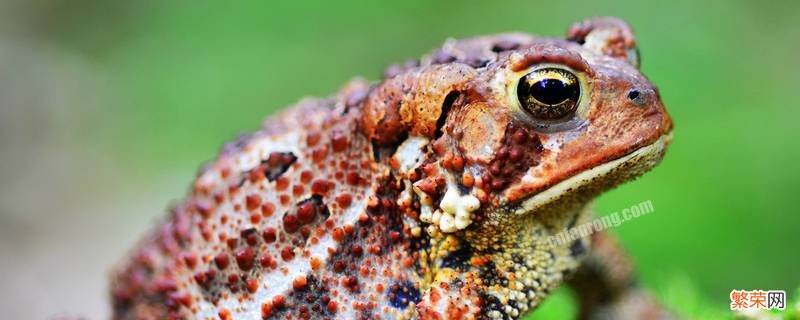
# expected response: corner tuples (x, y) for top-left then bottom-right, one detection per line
(2, 0), (799, 318)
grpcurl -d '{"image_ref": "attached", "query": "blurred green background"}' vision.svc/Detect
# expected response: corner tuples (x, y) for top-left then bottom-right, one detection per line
(1, 0), (798, 319)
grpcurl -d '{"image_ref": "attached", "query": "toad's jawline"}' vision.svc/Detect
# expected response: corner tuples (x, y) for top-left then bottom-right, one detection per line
(515, 132), (672, 214)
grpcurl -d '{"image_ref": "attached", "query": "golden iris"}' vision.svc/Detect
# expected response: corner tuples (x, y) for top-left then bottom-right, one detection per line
(517, 68), (580, 120)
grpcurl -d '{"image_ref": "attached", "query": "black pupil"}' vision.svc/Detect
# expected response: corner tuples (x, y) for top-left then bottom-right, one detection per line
(530, 78), (576, 105)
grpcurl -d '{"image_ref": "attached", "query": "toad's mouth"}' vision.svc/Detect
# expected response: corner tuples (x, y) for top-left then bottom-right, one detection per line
(513, 132), (673, 214)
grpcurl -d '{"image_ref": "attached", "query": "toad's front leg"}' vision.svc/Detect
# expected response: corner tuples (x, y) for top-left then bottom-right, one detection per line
(567, 232), (672, 320)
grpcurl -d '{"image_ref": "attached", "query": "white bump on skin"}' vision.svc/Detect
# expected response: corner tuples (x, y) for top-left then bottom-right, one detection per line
(419, 204), (433, 223)
(437, 185), (480, 233)
(438, 212), (456, 233)
(412, 160), (480, 233)
(393, 136), (429, 174)
(414, 180), (435, 225)
(431, 210), (442, 225)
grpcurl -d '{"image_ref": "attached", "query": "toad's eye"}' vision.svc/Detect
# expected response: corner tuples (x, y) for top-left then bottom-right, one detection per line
(516, 68), (580, 120)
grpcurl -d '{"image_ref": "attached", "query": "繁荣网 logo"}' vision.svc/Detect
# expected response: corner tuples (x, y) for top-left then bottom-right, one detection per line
(730, 290), (786, 311)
